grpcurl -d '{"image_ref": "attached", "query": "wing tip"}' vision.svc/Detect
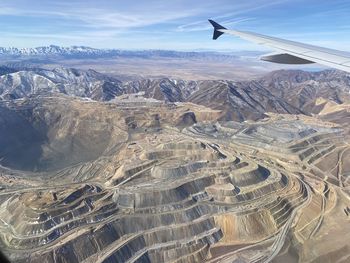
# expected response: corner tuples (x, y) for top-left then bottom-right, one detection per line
(208, 19), (226, 40)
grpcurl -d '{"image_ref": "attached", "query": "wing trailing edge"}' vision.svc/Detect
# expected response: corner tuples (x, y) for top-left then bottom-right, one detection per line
(260, 53), (315, 64)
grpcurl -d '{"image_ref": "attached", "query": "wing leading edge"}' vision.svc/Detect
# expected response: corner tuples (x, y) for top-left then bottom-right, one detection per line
(208, 19), (350, 73)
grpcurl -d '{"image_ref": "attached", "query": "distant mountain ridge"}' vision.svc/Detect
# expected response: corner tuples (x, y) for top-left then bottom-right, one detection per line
(0, 45), (240, 60)
(0, 45), (100, 56)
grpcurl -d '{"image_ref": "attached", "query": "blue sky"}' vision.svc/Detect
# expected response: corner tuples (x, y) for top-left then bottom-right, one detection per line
(0, 0), (350, 51)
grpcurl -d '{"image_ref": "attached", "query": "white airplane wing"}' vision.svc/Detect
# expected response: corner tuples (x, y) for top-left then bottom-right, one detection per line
(209, 19), (350, 73)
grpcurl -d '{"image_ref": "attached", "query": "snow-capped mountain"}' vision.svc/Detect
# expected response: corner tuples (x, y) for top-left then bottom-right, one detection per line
(0, 45), (240, 60)
(0, 45), (114, 57)
(1, 66), (350, 122)
(0, 67), (125, 101)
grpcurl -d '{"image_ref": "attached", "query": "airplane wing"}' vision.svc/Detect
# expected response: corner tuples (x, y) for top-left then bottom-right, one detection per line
(209, 19), (350, 73)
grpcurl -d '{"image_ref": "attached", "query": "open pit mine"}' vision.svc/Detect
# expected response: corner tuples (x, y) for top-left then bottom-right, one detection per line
(0, 90), (350, 263)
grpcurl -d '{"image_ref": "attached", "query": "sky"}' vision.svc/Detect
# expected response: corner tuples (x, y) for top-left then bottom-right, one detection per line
(0, 0), (350, 51)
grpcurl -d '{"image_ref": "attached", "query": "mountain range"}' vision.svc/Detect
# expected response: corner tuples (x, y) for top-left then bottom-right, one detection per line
(0, 45), (242, 60)
(1, 66), (349, 122)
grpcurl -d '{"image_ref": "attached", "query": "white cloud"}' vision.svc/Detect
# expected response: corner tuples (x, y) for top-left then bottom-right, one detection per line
(0, 2), (203, 29)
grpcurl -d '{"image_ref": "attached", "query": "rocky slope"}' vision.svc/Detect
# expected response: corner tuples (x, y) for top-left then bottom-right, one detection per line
(260, 70), (350, 113)
(0, 94), (220, 172)
(0, 67), (124, 100)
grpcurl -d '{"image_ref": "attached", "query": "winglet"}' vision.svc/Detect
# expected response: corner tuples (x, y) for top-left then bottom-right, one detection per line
(208, 19), (227, 40)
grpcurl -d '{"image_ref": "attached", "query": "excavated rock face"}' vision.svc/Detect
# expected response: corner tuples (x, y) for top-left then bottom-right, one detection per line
(0, 95), (349, 263)
(0, 104), (48, 171)
(0, 97), (127, 172)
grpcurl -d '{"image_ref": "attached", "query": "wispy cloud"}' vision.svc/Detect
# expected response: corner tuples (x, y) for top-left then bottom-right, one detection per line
(175, 0), (289, 32)
(0, 2), (203, 29)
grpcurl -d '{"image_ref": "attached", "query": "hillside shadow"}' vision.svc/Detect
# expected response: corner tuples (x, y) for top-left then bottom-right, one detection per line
(0, 105), (48, 171)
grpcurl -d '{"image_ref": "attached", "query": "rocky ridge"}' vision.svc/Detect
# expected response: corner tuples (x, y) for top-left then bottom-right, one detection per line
(1, 67), (350, 121)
